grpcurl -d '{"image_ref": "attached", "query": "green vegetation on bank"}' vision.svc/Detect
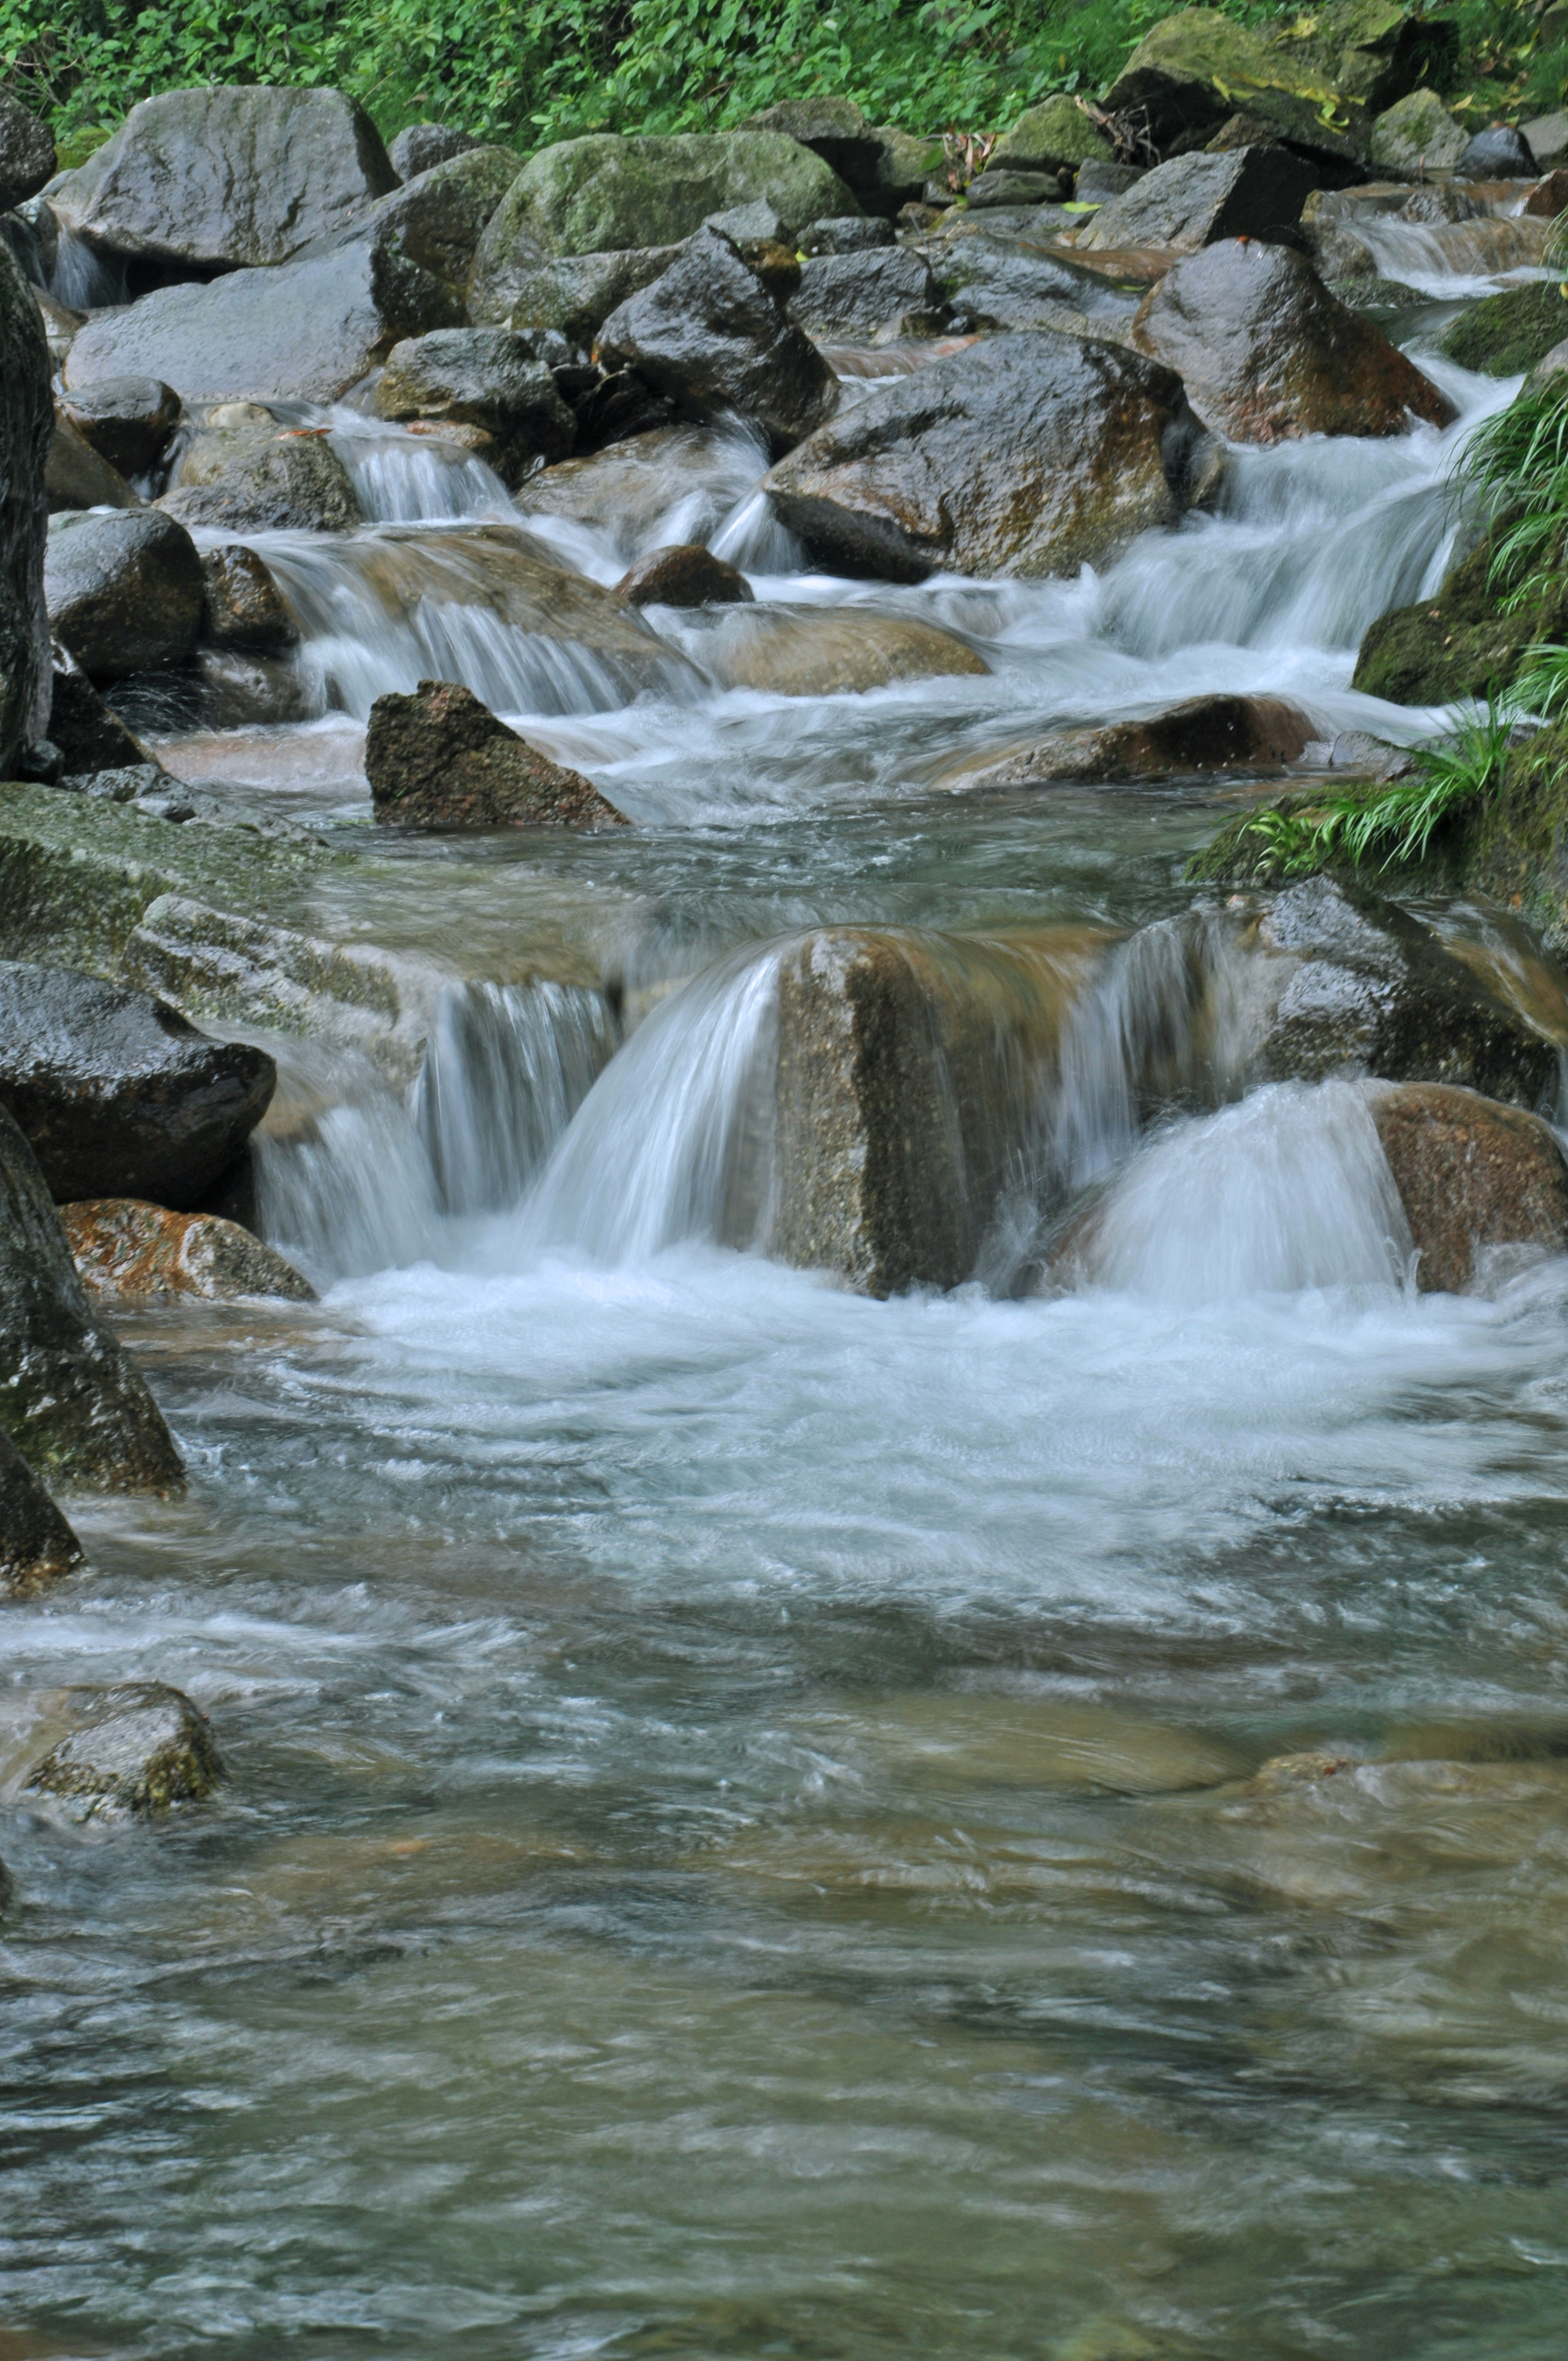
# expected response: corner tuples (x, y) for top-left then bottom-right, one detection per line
(1, 0), (1563, 156)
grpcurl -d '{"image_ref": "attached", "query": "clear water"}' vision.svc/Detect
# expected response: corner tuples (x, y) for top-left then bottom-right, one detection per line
(8, 245), (1568, 2361)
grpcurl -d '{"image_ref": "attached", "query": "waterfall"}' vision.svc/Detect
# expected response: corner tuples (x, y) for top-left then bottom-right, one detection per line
(329, 425), (517, 525)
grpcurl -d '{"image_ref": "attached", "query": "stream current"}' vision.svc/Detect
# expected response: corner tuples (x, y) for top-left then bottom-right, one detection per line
(7, 240), (1568, 2361)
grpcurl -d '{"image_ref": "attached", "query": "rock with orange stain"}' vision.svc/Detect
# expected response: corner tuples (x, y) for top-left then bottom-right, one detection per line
(61, 1197), (315, 1303)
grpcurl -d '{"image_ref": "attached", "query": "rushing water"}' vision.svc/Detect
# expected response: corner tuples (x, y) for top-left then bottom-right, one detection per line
(8, 225), (1568, 2361)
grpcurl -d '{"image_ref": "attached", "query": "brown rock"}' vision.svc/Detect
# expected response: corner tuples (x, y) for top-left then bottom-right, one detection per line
(694, 607), (989, 697)
(199, 544), (298, 652)
(0, 1426), (83, 1591)
(614, 543), (754, 607)
(1133, 238), (1456, 443)
(62, 1199), (316, 1303)
(364, 678), (628, 829)
(1369, 1081), (1568, 1293)
(940, 693), (1314, 788)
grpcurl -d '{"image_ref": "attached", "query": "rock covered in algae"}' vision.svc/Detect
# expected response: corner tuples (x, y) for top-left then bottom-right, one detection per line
(24, 1683), (224, 1820)
(1369, 1080), (1568, 1292)
(365, 678), (627, 830)
(62, 1198), (316, 1303)
(0, 1422), (83, 1590)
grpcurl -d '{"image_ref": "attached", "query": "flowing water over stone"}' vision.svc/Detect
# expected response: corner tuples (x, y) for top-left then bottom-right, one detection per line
(11, 243), (1568, 2361)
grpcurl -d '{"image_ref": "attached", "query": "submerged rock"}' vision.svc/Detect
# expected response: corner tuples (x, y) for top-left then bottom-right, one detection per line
(940, 695), (1315, 789)
(199, 543), (297, 652)
(1075, 146), (1319, 253)
(0, 242), (51, 779)
(373, 327), (576, 485)
(0, 1424), (83, 1590)
(62, 1198), (315, 1302)
(688, 605), (989, 697)
(0, 960), (276, 1206)
(365, 678), (627, 829)
(43, 507), (204, 681)
(614, 544), (753, 606)
(161, 421), (362, 534)
(761, 331), (1201, 582)
(0, 1100), (184, 1493)
(25, 1683), (224, 1819)
(1132, 238), (1454, 440)
(1369, 1081), (1568, 1291)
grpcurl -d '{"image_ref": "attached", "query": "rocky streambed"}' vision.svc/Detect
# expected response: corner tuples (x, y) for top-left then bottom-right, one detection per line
(7, 23), (1568, 2358)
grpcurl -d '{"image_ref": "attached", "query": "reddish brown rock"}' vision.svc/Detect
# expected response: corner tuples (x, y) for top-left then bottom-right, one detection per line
(62, 1199), (316, 1303)
(939, 694), (1315, 789)
(614, 543), (754, 607)
(1133, 239), (1456, 443)
(1370, 1081), (1568, 1293)
(364, 678), (627, 829)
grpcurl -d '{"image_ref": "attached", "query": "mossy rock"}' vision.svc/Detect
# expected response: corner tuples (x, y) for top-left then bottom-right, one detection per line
(991, 96), (1113, 175)
(1352, 526), (1568, 706)
(1459, 719), (1568, 945)
(1439, 280), (1568, 379)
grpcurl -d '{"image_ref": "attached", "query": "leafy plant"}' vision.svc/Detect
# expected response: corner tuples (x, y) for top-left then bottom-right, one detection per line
(1240, 700), (1518, 878)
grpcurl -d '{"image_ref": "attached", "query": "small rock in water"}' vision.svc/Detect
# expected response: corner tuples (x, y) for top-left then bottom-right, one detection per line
(1369, 1081), (1568, 1292)
(789, 246), (941, 344)
(161, 421), (362, 533)
(46, 646), (157, 774)
(25, 1683), (225, 1820)
(58, 761), (165, 800)
(1456, 123), (1537, 179)
(614, 543), (753, 607)
(692, 605), (989, 697)
(365, 678), (628, 830)
(389, 122), (480, 181)
(199, 542), (298, 652)
(62, 1198), (316, 1303)
(373, 326), (576, 485)
(0, 1424), (83, 1590)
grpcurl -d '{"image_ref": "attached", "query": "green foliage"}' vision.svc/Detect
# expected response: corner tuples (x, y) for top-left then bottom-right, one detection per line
(1238, 703), (1518, 878)
(1455, 368), (1568, 616)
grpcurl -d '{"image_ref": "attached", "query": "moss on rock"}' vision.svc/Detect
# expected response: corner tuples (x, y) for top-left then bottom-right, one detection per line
(1439, 280), (1568, 379)
(1352, 526), (1568, 706)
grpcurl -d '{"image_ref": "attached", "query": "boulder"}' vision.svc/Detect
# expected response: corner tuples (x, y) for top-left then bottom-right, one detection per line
(686, 606), (989, 696)
(0, 960), (276, 1205)
(513, 423), (754, 548)
(24, 1683), (223, 1819)
(189, 647), (311, 729)
(1253, 880), (1559, 1108)
(1271, 3), (1460, 116)
(741, 97), (883, 191)
(941, 695), (1315, 788)
(341, 144), (523, 301)
(788, 247), (940, 343)
(614, 544), (753, 606)
(0, 1100), (184, 1493)
(1076, 160), (1146, 201)
(472, 242), (679, 343)
(0, 94), (55, 213)
(1524, 112), (1568, 172)
(45, 410), (141, 514)
(373, 328), (576, 485)
(800, 216), (895, 255)
(1457, 124), (1537, 179)
(1104, 9), (1372, 176)
(62, 1198), (315, 1302)
(44, 507), (203, 681)
(364, 679), (628, 828)
(1131, 238), (1455, 441)
(991, 95), (1114, 177)
(1369, 1081), (1568, 1292)
(0, 1425), (83, 1589)
(1352, 528), (1563, 706)
(32, 287), (81, 371)
(1076, 146), (1320, 253)
(47, 85), (397, 274)
(199, 543), (297, 652)
(45, 646), (155, 774)
(0, 242), (51, 780)
(1438, 278), (1568, 376)
(596, 226), (839, 452)
(160, 421), (361, 532)
(965, 171), (1068, 210)
(760, 331), (1202, 583)
(860, 128), (948, 217)
(57, 376), (181, 480)
(469, 132), (858, 291)
(1369, 88), (1468, 176)
(933, 237), (1137, 334)
(389, 122), (482, 180)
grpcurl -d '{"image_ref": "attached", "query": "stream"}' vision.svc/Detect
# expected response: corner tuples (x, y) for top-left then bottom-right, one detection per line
(6, 225), (1568, 2361)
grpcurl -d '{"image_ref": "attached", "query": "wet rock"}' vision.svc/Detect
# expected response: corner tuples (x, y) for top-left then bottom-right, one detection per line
(373, 328), (576, 485)
(0, 959), (276, 1206)
(33, 285), (81, 371)
(46, 646), (155, 774)
(62, 1198), (315, 1302)
(686, 606), (988, 697)
(1253, 879), (1559, 1108)
(1368, 1080), (1568, 1292)
(1524, 112), (1568, 171)
(1076, 160), (1146, 202)
(992, 94), (1114, 177)
(859, 128), (948, 218)
(596, 227), (839, 453)
(160, 423), (361, 533)
(941, 695), (1314, 789)
(1369, 88), (1468, 176)
(470, 132), (858, 292)
(346, 144), (524, 302)
(473, 241), (679, 343)
(190, 647), (311, 728)
(788, 247), (940, 343)
(800, 215), (895, 255)
(0, 242), (51, 780)
(0, 91), (55, 213)
(58, 377), (181, 482)
(1438, 278), (1568, 376)
(199, 543), (297, 652)
(0, 1100), (184, 1492)
(45, 410), (141, 515)
(1076, 147), (1319, 254)
(741, 96), (883, 192)
(513, 423), (753, 550)
(1132, 238), (1454, 440)
(760, 331), (1200, 583)
(389, 122), (482, 181)
(47, 85), (396, 274)
(964, 171), (1066, 210)
(365, 678), (627, 829)
(1105, 16), (1369, 181)
(44, 508), (203, 682)
(614, 544), (753, 606)
(1457, 124), (1537, 179)
(25, 1683), (223, 1819)
(1352, 527), (1564, 706)
(933, 238), (1124, 335)
(0, 1424), (83, 1589)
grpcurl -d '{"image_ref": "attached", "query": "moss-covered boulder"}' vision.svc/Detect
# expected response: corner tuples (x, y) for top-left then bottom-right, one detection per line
(1103, 8), (1371, 175)
(991, 96), (1114, 176)
(1368, 87), (1467, 176)
(1439, 280), (1568, 378)
(1352, 526), (1568, 706)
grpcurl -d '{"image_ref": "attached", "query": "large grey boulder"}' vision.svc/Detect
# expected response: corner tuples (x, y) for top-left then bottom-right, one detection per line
(0, 960), (276, 1207)
(0, 241), (51, 777)
(47, 85), (397, 274)
(0, 1101), (184, 1493)
(160, 417), (362, 532)
(342, 144), (522, 302)
(43, 507), (203, 681)
(933, 236), (1129, 333)
(373, 328), (576, 485)
(788, 247), (940, 342)
(0, 1424), (82, 1589)
(760, 331), (1202, 581)
(597, 227), (838, 452)
(0, 93), (56, 214)
(1076, 146), (1319, 252)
